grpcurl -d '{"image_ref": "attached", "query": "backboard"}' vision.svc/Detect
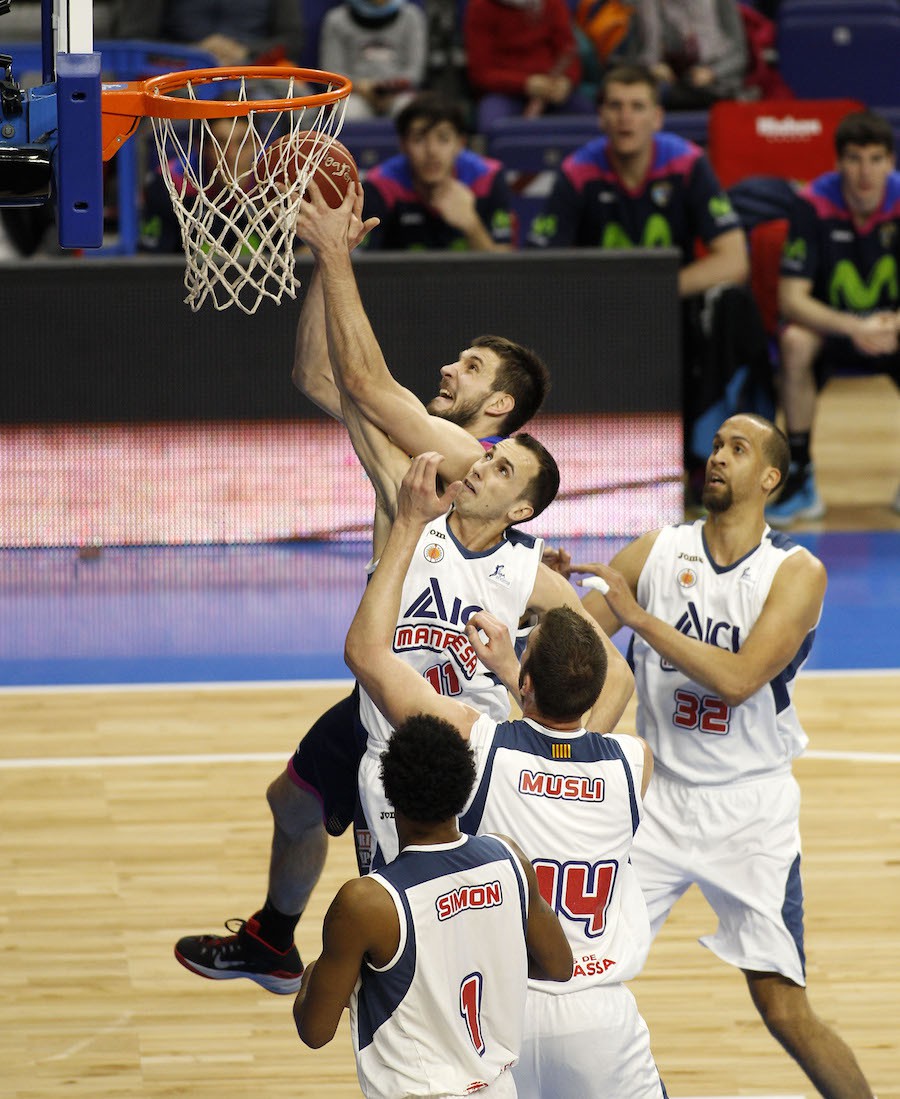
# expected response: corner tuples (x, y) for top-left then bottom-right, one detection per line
(0, 0), (103, 247)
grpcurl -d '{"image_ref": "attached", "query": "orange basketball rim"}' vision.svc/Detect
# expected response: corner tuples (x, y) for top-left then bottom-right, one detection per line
(99, 66), (353, 162)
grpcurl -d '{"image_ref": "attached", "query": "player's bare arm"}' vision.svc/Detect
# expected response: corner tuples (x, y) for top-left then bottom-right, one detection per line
(344, 453), (480, 737)
(291, 185), (381, 419)
(428, 178), (509, 253)
(497, 834), (573, 983)
(294, 877), (398, 1048)
(464, 611), (522, 705)
(295, 183), (489, 482)
(678, 227), (749, 298)
(580, 549), (827, 707)
(568, 529), (661, 639)
(337, 394), (412, 555)
(779, 275), (899, 355)
(527, 563), (634, 731)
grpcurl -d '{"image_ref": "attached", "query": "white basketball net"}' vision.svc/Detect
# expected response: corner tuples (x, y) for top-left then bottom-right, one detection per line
(149, 75), (348, 314)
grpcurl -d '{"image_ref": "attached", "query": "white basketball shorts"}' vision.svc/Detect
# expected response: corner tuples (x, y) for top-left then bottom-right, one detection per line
(630, 768), (806, 985)
(513, 982), (666, 1099)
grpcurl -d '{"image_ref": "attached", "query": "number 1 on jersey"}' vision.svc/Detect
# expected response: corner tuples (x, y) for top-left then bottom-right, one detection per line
(459, 972), (485, 1055)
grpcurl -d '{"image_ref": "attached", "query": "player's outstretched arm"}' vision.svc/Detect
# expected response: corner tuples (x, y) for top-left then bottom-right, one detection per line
(294, 877), (395, 1047)
(498, 835), (573, 983)
(291, 261), (343, 420)
(567, 529), (660, 640)
(291, 185), (381, 420)
(463, 611), (522, 705)
(527, 564), (634, 732)
(344, 454), (480, 735)
(295, 182), (488, 483)
(582, 548), (827, 707)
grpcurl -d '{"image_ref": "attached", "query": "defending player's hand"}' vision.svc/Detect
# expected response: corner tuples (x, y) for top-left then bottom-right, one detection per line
(396, 452), (463, 526)
(542, 545), (572, 577)
(464, 610), (519, 694)
(570, 563), (642, 628)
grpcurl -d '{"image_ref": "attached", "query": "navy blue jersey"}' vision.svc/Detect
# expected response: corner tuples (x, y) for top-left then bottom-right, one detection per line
(363, 150), (514, 250)
(527, 132), (740, 259)
(780, 170), (900, 316)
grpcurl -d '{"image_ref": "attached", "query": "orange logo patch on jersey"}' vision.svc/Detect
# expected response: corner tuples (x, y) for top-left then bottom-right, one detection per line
(423, 543), (444, 564)
(677, 567), (697, 589)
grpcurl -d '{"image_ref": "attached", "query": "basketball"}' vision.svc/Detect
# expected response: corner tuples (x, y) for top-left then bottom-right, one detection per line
(256, 131), (359, 207)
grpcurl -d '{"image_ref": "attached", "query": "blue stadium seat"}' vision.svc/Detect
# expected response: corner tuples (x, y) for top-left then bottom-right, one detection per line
(777, 14), (900, 106)
(339, 120), (400, 173)
(777, 0), (899, 15)
(482, 110), (709, 149)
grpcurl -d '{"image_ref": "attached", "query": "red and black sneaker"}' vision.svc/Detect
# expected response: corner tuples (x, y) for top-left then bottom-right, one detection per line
(174, 916), (303, 995)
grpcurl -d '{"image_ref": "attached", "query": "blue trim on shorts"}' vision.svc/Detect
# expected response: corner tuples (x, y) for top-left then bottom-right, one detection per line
(781, 852), (806, 979)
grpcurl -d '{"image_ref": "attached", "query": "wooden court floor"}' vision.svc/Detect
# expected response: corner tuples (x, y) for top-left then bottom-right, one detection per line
(1, 675), (897, 1099)
(2, 374), (898, 1098)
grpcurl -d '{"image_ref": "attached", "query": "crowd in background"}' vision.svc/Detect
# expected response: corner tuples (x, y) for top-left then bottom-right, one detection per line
(1, 0), (898, 524)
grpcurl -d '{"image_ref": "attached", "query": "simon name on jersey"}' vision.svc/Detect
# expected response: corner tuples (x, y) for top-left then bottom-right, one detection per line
(435, 879), (503, 921)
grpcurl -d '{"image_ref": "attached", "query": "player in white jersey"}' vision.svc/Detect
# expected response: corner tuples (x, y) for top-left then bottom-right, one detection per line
(294, 714), (574, 1098)
(356, 431), (629, 870)
(342, 452), (665, 1098)
(174, 185), (632, 993)
(561, 414), (874, 1098)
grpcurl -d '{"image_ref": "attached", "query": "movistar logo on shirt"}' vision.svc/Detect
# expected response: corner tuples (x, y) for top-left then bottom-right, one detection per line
(709, 194), (734, 221)
(529, 212), (558, 245)
(782, 237), (806, 268)
(829, 256), (899, 311)
(601, 214), (673, 249)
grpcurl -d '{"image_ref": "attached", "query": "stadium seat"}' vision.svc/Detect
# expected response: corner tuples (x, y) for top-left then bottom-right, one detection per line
(339, 120), (400, 174)
(777, 0), (899, 15)
(777, 14), (900, 106)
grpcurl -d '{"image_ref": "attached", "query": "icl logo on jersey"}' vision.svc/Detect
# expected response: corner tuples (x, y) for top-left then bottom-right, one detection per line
(395, 578), (484, 677)
(661, 599), (741, 671)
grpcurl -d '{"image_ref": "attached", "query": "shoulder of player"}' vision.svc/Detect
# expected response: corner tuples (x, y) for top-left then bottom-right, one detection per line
(772, 540), (827, 592)
(610, 527), (664, 578)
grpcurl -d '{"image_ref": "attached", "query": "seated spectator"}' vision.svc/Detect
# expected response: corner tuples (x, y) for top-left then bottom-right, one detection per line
(768, 109), (900, 525)
(361, 91), (515, 251)
(631, 0), (748, 110)
(464, 0), (595, 133)
(110, 0), (304, 68)
(319, 0), (428, 121)
(527, 64), (773, 498)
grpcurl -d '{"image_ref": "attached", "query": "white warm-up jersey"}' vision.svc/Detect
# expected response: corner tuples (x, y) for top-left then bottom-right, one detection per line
(351, 833), (529, 1099)
(460, 716), (651, 990)
(631, 520), (816, 786)
(358, 512), (543, 749)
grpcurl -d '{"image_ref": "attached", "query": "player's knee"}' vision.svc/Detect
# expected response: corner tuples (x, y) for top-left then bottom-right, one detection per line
(266, 772), (325, 836)
(750, 977), (813, 1046)
(779, 324), (821, 377)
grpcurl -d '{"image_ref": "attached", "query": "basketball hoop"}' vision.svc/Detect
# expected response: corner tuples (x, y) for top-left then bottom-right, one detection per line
(101, 67), (352, 313)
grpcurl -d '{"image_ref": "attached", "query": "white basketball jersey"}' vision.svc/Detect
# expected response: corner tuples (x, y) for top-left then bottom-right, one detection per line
(631, 520), (815, 786)
(359, 512), (543, 749)
(461, 715), (651, 990)
(351, 833), (529, 1099)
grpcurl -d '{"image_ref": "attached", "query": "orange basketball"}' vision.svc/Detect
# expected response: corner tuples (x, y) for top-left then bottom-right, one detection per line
(256, 131), (359, 207)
